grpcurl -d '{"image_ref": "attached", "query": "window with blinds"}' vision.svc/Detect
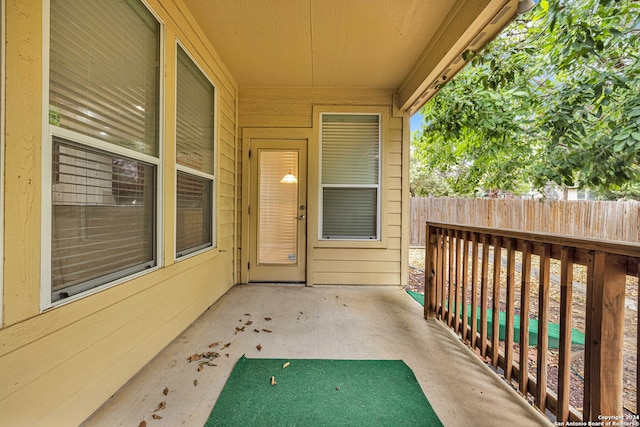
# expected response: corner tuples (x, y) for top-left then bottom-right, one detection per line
(51, 138), (156, 302)
(49, 0), (160, 155)
(175, 45), (216, 257)
(320, 114), (380, 240)
(48, 0), (160, 302)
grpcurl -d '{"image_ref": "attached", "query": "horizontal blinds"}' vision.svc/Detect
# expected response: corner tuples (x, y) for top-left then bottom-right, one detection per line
(176, 172), (212, 256)
(176, 45), (215, 174)
(49, 0), (160, 156)
(322, 114), (379, 185)
(322, 188), (377, 239)
(52, 137), (156, 301)
(321, 114), (380, 239)
(258, 151), (298, 264)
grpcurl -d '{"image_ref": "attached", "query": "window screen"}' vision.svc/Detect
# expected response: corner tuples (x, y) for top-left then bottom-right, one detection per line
(321, 114), (380, 239)
(175, 45), (215, 257)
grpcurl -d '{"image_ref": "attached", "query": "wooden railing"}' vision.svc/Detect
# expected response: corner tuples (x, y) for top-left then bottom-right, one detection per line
(424, 222), (640, 423)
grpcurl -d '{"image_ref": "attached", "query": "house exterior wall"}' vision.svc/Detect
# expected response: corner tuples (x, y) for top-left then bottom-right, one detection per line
(238, 87), (410, 287)
(0, 0), (238, 425)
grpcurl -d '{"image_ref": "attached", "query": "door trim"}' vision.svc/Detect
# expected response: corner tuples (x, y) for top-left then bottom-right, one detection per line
(241, 127), (313, 285)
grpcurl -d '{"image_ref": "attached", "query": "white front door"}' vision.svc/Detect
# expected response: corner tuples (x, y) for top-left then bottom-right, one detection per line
(248, 139), (307, 282)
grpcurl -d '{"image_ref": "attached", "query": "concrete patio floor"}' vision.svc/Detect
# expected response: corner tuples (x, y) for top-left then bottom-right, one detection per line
(82, 284), (552, 426)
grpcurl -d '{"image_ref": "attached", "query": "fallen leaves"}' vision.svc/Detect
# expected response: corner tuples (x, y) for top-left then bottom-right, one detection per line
(209, 341), (221, 348)
(283, 361), (290, 369)
(188, 351), (220, 364)
(154, 401), (166, 412)
(264, 317), (272, 321)
(152, 414), (162, 420)
(194, 379), (199, 387)
(262, 329), (272, 333)
(270, 376), (277, 386)
(163, 387), (169, 396)
(256, 343), (262, 351)
(139, 421), (146, 427)
(222, 342), (231, 349)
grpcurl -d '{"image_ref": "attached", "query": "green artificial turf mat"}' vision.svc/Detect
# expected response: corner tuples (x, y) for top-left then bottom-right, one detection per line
(406, 290), (585, 348)
(206, 356), (443, 427)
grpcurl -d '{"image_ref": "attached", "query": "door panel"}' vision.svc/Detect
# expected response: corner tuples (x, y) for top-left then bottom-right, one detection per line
(249, 139), (307, 282)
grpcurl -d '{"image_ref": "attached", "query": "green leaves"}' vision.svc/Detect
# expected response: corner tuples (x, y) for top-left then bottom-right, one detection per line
(411, 0), (640, 197)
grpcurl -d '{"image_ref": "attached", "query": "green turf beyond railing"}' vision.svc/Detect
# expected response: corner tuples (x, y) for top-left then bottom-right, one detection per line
(406, 290), (585, 349)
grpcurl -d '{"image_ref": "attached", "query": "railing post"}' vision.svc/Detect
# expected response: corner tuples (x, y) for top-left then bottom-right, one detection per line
(425, 224), (437, 319)
(584, 252), (627, 421)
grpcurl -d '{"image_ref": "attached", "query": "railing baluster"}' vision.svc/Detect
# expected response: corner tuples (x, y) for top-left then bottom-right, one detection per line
(480, 234), (489, 358)
(519, 241), (532, 397)
(439, 229), (447, 320)
(505, 238), (516, 382)
(462, 232), (469, 343)
(448, 229), (455, 328)
(537, 244), (551, 413)
(558, 247), (574, 423)
(470, 233), (479, 350)
(491, 236), (502, 368)
(455, 230), (462, 333)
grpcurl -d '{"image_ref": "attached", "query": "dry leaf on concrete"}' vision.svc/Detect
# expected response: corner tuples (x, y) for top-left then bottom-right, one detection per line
(152, 414), (162, 420)
(208, 341), (221, 348)
(139, 421), (146, 427)
(153, 401), (166, 412)
(264, 317), (272, 321)
(262, 329), (272, 333)
(162, 387), (169, 396)
(257, 344), (262, 351)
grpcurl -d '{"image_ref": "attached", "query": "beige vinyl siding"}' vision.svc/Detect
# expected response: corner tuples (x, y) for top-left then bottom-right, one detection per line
(0, 0), (238, 425)
(239, 88), (406, 286)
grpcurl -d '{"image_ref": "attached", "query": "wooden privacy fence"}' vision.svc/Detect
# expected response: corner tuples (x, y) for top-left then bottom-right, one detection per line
(424, 221), (640, 423)
(411, 198), (640, 246)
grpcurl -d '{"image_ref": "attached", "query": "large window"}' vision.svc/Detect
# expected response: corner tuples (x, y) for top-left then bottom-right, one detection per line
(320, 114), (380, 240)
(175, 44), (216, 257)
(47, 0), (161, 303)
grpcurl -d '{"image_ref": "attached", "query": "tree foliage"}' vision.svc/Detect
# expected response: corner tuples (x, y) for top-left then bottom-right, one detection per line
(412, 0), (640, 198)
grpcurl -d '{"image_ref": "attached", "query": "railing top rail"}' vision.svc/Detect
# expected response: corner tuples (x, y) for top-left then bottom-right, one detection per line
(426, 221), (640, 259)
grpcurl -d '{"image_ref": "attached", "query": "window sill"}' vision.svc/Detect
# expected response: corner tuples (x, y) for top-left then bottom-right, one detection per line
(315, 239), (387, 249)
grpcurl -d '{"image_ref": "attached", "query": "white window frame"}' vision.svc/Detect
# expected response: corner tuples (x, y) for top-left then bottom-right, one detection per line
(318, 112), (382, 241)
(174, 40), (218, 261)
(40, 0), (165, 310)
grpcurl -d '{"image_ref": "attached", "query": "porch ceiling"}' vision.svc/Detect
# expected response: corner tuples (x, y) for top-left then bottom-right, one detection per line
(180, 0), (519, 114)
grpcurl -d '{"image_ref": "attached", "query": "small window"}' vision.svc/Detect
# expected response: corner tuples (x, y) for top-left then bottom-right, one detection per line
(320, 114), (380, 240)
(48, 0), (161, 303)
(175, 44), (216, 257)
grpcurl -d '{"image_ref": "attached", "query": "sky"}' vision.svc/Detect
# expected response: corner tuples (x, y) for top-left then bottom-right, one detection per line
(410, 113), (422, 133)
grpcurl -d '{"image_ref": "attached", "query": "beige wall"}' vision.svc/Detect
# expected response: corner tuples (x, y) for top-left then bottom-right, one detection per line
(238, 87), (410, 287)
(0, 0), (238, 425)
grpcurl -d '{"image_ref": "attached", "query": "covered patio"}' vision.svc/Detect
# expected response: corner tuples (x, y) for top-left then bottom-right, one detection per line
(82, 284), (550, 426)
